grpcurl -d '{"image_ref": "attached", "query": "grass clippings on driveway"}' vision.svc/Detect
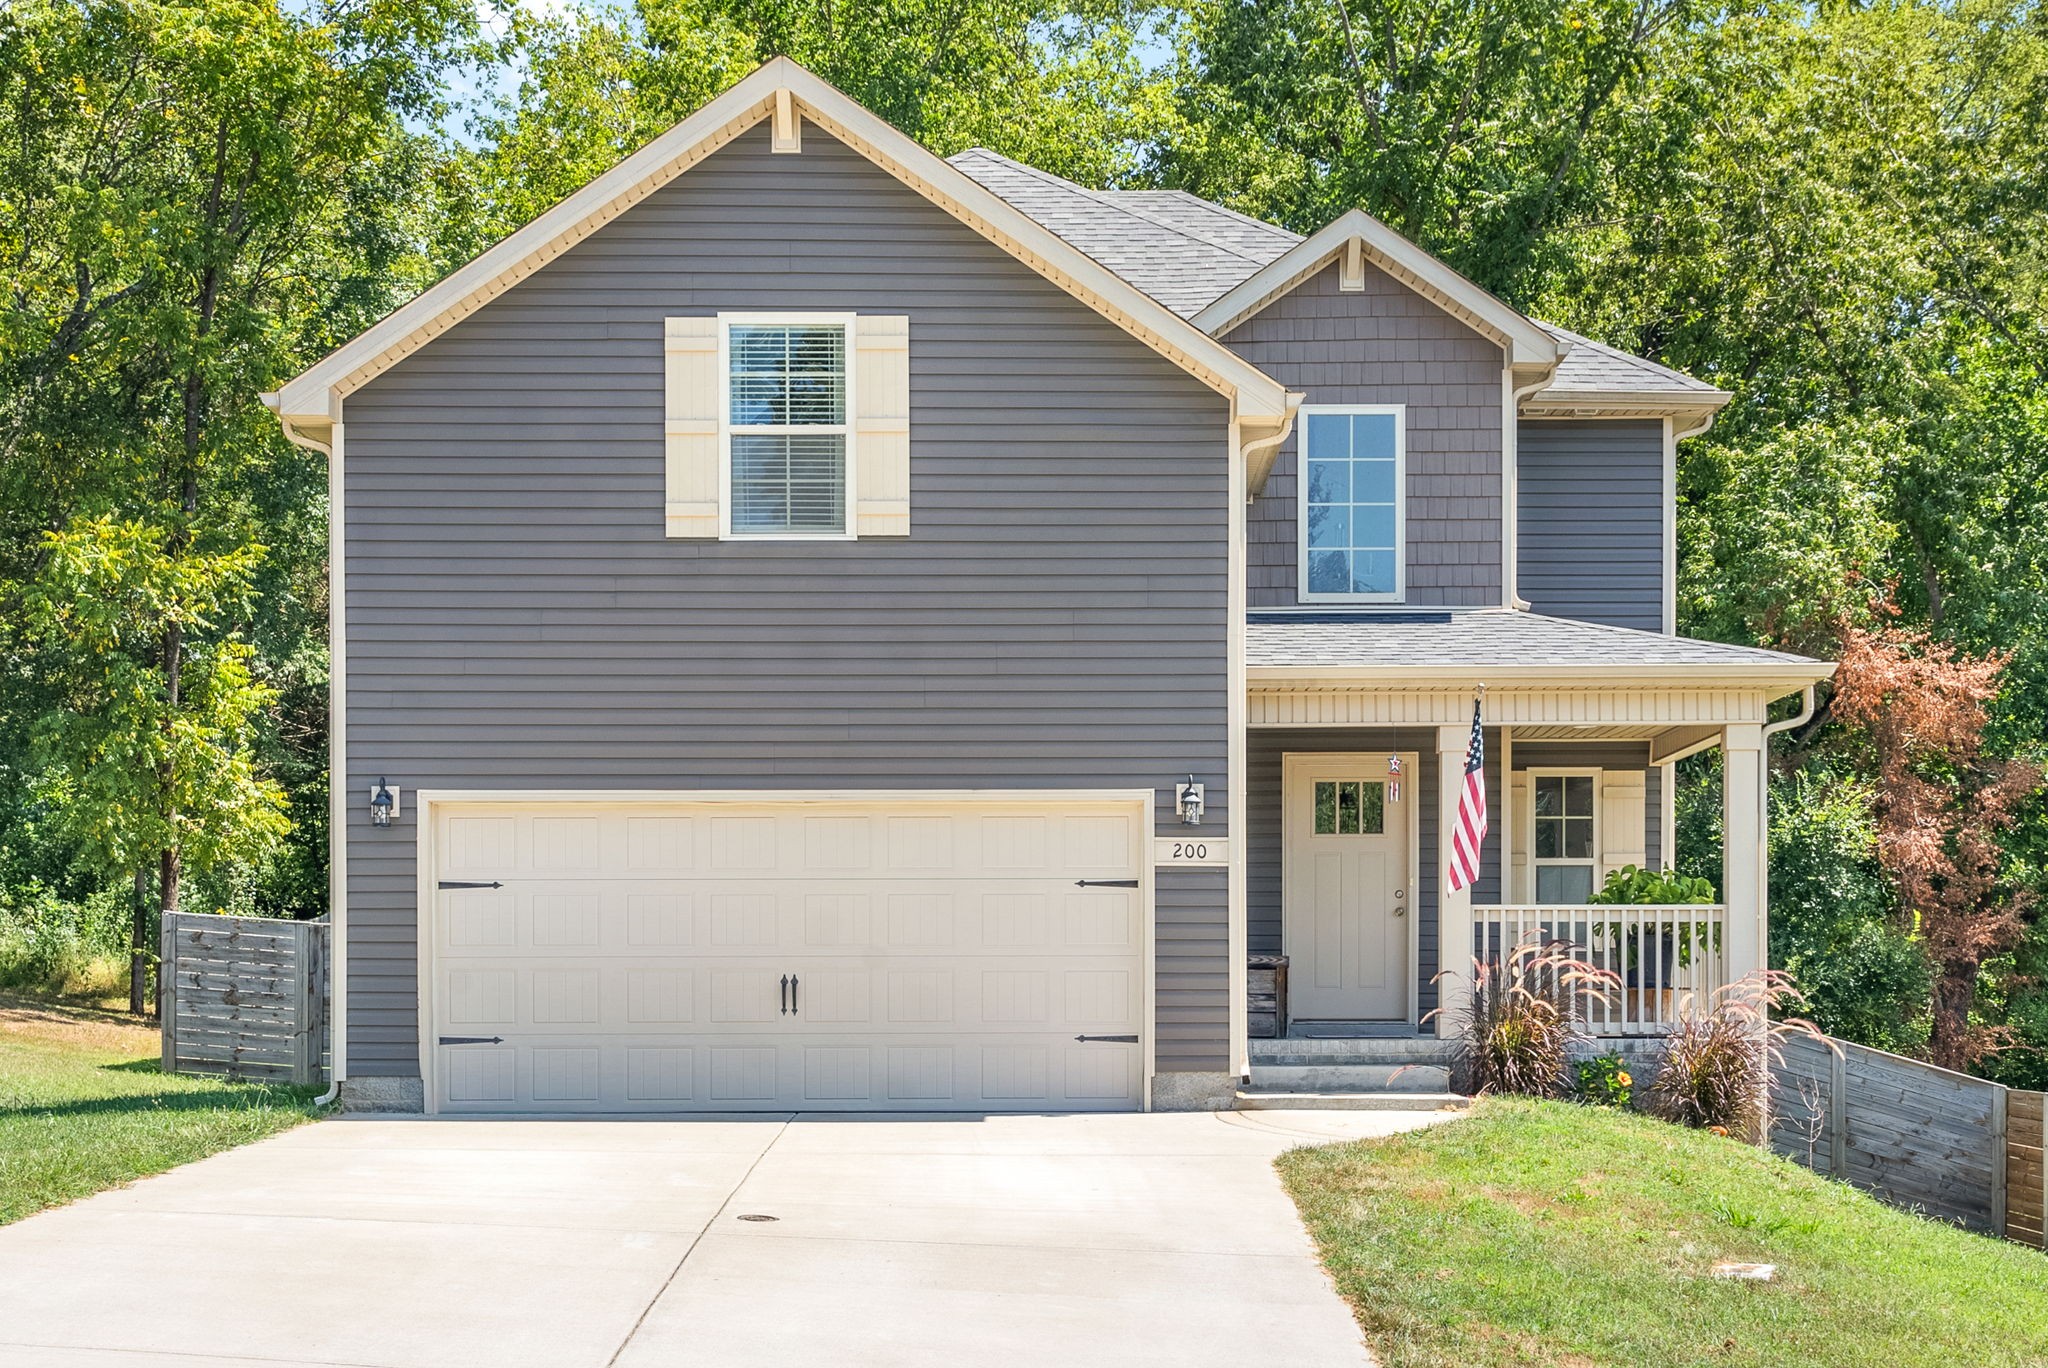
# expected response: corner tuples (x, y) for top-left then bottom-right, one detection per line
(1279, 1096), (2048, 1368)
(0, 993), (321, 1225)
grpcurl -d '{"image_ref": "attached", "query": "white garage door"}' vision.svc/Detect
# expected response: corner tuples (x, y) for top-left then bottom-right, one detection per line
(425, 798), (1146, 1113)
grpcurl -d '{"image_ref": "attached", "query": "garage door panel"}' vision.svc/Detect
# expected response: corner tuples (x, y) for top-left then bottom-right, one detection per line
(431, 799), (1145, 1113)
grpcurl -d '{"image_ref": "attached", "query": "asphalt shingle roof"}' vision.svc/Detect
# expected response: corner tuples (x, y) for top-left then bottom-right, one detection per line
(947, 148), (1717, 398)
(1246, 611), (1823, 671)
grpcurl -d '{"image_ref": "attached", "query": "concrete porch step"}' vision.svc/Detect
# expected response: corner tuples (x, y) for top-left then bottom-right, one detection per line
(1250, 1036), (1452, 1063)
(1248, 1063), (1454, 1093)
(1234, 1089), (1471, 1112)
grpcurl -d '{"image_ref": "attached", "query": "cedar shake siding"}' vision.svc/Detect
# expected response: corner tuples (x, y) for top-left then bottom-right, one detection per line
(1224, 264), (1507, 608)
(1517, 419), (1667, 631)
(341, 124), (1233, 1078)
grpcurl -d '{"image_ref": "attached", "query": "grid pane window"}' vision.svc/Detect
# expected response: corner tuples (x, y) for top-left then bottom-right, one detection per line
(1303, 410), (1400, 597)
(1531, 774), (1597, 904)
(727, 323), (847, 534)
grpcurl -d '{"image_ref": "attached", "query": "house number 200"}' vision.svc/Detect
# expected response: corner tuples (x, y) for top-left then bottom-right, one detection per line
(1171, 841), (1209, 860)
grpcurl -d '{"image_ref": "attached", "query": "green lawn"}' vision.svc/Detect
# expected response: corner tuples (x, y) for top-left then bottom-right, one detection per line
(1280, 1097), (2048, 1368)
(0, 993), (323, 1226)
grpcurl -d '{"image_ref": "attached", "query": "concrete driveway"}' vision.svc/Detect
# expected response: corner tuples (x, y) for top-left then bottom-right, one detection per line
(0, 1108), (1451, 1368)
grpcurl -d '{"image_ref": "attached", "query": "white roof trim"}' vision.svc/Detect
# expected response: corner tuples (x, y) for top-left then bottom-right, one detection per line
(1191, 209), (1561, 370)
(1249, 661), (1834, 690)
(1519, 387), (1733, 418)
(270, 58), (1290, 435)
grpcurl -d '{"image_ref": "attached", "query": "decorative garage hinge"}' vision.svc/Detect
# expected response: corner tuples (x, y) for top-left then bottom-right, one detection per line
(438, 881), (503, 890)
(1073, 1034), (1139, 1044)
(438, 1036), (505, 1046)
(1074, 879), (1139, 889)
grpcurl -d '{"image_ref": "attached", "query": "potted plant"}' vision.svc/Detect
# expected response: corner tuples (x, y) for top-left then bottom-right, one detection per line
(1586, 866), (1717, 1020)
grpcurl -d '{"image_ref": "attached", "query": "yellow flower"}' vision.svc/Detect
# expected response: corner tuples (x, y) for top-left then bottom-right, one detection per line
(1616, 1071), (1632, 1086)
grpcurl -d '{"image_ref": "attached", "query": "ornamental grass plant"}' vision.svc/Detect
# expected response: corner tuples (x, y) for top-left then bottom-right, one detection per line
(1648, 971), (1827, 1137)
(1437, 933), (1620, 1098)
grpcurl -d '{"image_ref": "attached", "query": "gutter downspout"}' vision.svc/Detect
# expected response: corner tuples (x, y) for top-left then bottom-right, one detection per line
(1504, 371), (1556, 611)
(269, 401), (345, 1110)
(1232, 399), (1301, 1085)
(1757, 684), (1817, 981)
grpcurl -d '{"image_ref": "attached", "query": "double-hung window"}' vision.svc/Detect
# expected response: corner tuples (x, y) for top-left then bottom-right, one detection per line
(724, 316), (851, 537)
(1530, 771), (1598, 903)
(1299, 405), (1404, 601)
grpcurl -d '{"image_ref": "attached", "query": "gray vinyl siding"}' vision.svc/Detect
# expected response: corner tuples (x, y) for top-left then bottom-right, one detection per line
(1517, 420), (1666, 631)
(1247, 728), (1504, 1027)
(1510, 741), (1664, 872)
(1223, 264), (1507, 607)
(342, 123), (1232, 1078)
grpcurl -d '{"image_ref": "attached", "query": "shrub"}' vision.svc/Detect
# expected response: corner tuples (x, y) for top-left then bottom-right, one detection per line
(1437, 934), (1620, 1098)
(1589, 865), (1718, 905)
(1575, 1053), (1634, 1108)
(1647, 971), (1827, 1138)
(0, 881), (131, 998)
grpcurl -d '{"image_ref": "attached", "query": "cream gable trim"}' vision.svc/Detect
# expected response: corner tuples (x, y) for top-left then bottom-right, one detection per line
(269, 58), (1289, 443)
(1192, 208), (1562, 373)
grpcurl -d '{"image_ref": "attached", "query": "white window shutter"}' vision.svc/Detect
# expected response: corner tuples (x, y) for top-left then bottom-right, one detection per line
(664, 316), (720, 538)
(853, 315), (911, 537)
(1598, 770), (1648, 882)
(1507, 770), (1531, 902)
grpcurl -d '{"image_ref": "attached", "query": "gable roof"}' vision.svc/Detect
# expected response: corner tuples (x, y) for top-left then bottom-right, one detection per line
(267, 60), (1290, 444)
(1191, 208), (1560, 372)
(947, 149), (1727, 413)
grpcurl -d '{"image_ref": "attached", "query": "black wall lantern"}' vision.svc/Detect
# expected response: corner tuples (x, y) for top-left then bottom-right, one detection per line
(369, 779), (399, 828)
(1175, 774), (1205, 826)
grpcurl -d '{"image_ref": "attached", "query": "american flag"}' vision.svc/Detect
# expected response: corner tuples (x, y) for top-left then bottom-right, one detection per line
(1446, 694), (1487, 894)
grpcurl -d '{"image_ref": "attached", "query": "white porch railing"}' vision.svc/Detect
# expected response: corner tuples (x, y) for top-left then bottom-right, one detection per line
(1475, 905), (1728, 1036)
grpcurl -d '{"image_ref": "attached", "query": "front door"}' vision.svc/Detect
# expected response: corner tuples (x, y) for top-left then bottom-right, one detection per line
(1282, 753), (1414, 1022)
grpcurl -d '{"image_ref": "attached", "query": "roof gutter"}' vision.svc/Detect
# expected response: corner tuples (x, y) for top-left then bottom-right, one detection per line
(1248, 662), (1836, 689)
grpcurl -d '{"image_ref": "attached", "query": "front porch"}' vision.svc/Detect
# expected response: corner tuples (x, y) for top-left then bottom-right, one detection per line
(1242, 609), (1833, 1060)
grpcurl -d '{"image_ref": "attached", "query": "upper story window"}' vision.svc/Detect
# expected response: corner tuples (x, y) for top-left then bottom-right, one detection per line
(725, 317), (851, 537)
(1299, 405), (1404, 602)
(1530, 771), (1598, 903)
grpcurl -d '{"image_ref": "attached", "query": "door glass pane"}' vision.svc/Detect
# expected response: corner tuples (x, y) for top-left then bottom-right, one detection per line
(1336, 781), (1359, 834)
(1357, 782), (1385, 834)
(1314, 781), (1337, 835)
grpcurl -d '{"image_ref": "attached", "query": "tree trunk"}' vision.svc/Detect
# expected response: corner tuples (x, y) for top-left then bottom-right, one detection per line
(1927, 956), (1979, 1072)
(129, 866), (150, 1016)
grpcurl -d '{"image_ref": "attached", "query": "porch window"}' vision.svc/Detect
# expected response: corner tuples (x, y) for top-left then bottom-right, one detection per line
(1530, 771), (1597, 902)
(726, 318), (849, 536)
(1299, 405), (1404, 601)
(1313, 779), (1386, 835)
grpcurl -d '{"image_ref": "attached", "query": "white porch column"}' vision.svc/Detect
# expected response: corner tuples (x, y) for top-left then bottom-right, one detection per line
(1721, 723), (1766, 984)
(1436, 723), (1475, 1037)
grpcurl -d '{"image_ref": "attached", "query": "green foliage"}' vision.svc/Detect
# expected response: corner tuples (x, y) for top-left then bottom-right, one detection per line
(1588, 865), (1716, 906)
(22, 517), (289, 881)
(0, 882), (129, 997)
(1573, 1052), (1634, 1108)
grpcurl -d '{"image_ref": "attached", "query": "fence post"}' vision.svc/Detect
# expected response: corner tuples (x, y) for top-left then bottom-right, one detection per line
(1828, 1043), (1848, 1178)
(1993, 1085), (2010, 1238)
(158, 914), (176, 1074)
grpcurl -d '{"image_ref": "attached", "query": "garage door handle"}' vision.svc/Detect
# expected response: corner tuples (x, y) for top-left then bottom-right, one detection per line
(790, 974), (799, 1014)
(1074, 1034), (1138, 1044)
(779, 974), (789, 1015)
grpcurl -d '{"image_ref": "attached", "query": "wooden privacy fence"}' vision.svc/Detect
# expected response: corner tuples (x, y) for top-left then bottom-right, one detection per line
(160, 912), (330, 1087)
(1770, 1032), (2046, 1246)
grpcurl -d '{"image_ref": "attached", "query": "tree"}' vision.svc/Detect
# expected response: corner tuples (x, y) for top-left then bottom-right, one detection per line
(1831, 610), (2042, 1070)
(0, 0), (485, 1006)
(21, 518), (289, 1009)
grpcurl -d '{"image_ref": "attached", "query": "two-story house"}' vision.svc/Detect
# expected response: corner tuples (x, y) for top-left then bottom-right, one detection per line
(266, 60), (1830, 1114)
